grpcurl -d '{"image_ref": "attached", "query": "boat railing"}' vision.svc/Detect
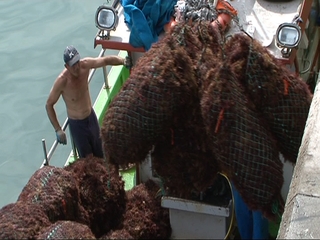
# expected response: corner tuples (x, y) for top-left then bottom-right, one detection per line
(40, 48), (108, 168)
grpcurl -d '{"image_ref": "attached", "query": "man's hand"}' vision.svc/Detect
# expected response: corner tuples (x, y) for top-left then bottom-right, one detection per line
(123, 56), (132, 69)
(56, 129), (67, 145)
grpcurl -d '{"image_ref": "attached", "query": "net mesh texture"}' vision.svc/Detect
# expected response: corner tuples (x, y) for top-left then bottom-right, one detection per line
(18, 165), (88, 224)
(101, 21), (312, 220)
(36, 220), (95, 239)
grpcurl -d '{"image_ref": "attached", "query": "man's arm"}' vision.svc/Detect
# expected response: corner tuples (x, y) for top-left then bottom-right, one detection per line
(83, 55), (125, 69)
(45, 75), (67, 145)
(45, 81), (62, 132)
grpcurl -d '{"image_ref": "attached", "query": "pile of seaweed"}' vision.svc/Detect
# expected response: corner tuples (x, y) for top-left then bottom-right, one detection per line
(100, 179), (171, 239)
(0, 157), (171, 239)
(101, 20), (313, 220)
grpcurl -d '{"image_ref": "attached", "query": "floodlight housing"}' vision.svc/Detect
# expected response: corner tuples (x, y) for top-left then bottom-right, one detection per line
(276, 22), (301, 49)
(95, 5), (119, 31)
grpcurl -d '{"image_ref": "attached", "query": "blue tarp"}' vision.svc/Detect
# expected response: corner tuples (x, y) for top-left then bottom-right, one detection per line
(121, 0), (177, 50)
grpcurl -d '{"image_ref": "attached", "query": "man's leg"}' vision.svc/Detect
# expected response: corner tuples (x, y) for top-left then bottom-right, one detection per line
(68, 119), (92, 158)
(88, 110), (104, 158)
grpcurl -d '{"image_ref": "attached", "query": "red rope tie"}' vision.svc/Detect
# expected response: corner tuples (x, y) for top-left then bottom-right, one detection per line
(61, 199), (67, 215)
(216, 0), (238, 17)
(215, 108), (225, 133)
(283, 78), (290, 95)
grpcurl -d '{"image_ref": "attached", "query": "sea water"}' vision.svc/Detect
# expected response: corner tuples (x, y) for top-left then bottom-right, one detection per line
(0, 0), (117, 207)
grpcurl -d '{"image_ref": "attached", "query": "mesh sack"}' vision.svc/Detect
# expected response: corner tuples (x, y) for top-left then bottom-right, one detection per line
(64, 157), (126, 238)
(0, 201), (51, 239)
(101, 21), (221, 167)
(18, 165), (88, 224)
(122, 180), (171, 239)
(150, 21), (223, 198)
(101, 39), (196, 166)
(36, 220), (95, 239)
(201, 64), (284, 220)
(194, 23), (224, 94)
(225, 33), (312, 163)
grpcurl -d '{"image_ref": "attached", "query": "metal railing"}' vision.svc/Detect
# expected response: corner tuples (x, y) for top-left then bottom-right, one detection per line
(40, 49), (107, 168)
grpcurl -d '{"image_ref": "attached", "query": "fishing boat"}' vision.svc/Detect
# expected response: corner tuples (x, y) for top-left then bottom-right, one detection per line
(1, 0), (319, 239)
(46, 0), (319, 238)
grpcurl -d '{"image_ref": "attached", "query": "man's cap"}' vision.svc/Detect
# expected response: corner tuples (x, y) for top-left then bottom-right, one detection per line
(63, 45), (80, 66)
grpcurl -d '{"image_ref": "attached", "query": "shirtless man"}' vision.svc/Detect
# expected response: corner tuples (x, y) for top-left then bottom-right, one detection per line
(46, 45), (129, 158)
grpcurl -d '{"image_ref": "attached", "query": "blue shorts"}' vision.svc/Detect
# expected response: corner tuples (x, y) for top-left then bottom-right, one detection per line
(68, 109), (104, 158)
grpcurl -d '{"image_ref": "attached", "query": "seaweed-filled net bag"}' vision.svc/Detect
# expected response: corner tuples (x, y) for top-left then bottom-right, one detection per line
(201, 64), (284, 219)
(225, 33), (312, 163)
(18, 166), (86, 223)
(36, 220), (95, 239)
(101, 22), (206, 167)
(0, 201), (51, 239)
(101, 21), (222, 197)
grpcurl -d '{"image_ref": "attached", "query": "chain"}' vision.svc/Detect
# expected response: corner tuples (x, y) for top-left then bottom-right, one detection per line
(174, 0), (245, 36)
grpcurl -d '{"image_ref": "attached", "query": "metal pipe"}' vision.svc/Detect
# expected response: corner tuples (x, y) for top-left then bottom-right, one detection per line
(103, 66), (109, 89)
(42, 139), (49, 166)
(40, 117), (68, 168)
(69, 127), (78, 161)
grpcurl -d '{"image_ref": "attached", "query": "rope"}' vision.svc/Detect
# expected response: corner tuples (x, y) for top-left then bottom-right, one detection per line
(219, 172), (235, 240)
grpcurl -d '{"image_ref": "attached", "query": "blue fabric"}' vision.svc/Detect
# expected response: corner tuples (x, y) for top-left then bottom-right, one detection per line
(121, 0), (177, 50)
(232, 184), (269, 239)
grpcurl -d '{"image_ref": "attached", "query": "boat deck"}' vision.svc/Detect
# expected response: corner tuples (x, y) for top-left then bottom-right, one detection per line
(94, 0), (311, 66)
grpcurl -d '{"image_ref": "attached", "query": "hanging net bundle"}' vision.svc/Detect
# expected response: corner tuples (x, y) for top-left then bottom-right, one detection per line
(101, 27), (198, 167)
(101, 18), (312, 219)
(18, 165), (87, 224)
(36, 220), (95, 239)
(64, 157), (126, 238)
(150, 21), (224, 198)
(0, 201), (51, 239)
(201, 64), (284, 219)
(225, 33), (312, 163)
(102, 21), (223, 198)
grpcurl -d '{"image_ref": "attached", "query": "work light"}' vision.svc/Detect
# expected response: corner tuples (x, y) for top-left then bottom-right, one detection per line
(276, 22), (301, 49)
(95, 4), (119, 39)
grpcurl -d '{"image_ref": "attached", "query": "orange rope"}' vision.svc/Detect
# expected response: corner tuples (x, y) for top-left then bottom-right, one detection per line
(283, 78), (289, 95)
(215, 108), (225, 133)
(61, 199), (67, 215)
(216, 0), (238, 17)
